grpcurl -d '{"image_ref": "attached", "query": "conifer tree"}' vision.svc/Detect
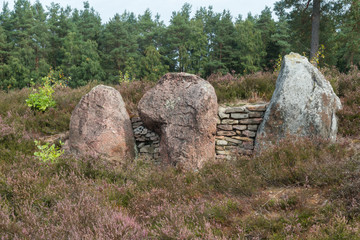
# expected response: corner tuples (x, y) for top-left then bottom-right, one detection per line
(99, 13), (138, 82)
(141, 45), (168, 81)
(31, 1), (50, 76)
(76, 1), (102, 42)
(337, 0), (360, 68)
(233, 15), (266, 73)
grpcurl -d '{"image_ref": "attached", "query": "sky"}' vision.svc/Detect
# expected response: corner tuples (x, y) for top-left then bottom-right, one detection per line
(1, 0), (279, 24)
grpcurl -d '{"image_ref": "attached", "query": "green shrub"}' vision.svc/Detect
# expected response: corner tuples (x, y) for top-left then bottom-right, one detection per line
(26, 77), (56, 112)
(34, 140), (64, 163)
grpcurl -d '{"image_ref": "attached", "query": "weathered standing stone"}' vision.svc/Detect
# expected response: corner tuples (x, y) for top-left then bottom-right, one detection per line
(68, 85), (135, 161)
(256, 53), (342, 151)
(138, 73), (218, 169)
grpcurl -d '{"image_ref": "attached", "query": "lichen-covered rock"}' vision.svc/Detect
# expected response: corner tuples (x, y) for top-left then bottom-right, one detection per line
(68, 85), (135, 162)
(138, 73), (218, 169)
(255, 53), (342, 151)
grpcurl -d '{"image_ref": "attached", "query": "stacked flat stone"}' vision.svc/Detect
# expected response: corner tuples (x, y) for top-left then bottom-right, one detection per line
(131, 117), (160, 159)
(131, 103), (268, 160)
(216, 103), (268, 159)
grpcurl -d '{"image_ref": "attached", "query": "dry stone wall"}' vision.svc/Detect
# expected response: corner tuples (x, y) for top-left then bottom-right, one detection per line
(131, 103), (268, 159)
(131, 117), (160, 160)
(215, 103), (267, 159)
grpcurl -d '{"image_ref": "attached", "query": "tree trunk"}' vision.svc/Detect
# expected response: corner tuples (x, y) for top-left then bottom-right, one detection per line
(310, 0), (320, 64)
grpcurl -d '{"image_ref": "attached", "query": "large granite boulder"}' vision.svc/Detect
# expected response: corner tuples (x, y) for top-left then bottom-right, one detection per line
(255, 53), (342, 151)
(138, 73), (218, 169)
(68, 85), (135, 162)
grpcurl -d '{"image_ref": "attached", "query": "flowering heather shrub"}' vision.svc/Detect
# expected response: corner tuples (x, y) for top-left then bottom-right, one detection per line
(330, 147), (360, 219)
(251, 138), (355, 187)
(306, 216), (360, 239)
(0, 115), (14, 138)
(1, 138), (360, 239)
(207, 72), (277, 103)
(332, 177), (360, 218)
(335, 67), (360, 137)
(321, 66), (342, 94)
(338, 89), (360, 137)
(0, 112), (35, 163)
(0, 157), (148, 239)
(114, 80), (156, 116)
